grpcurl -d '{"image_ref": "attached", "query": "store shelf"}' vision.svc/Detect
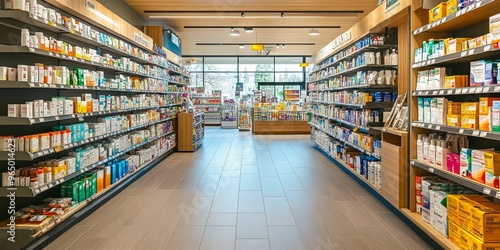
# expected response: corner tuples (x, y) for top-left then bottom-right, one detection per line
(401, 209), (459, 250)
(0, 11), (185, 72)
(311, 85), (397, 92)
(312, 112), (380, 133)
(0, 45), (170, 81)
(411, 160), (500, 199)
(413, 85), (500, 96)
(412, 45), (500, 69)
(168, 80), (188, 86)
(194, 104), (221, 106)
(6, 146), (175, 248)
(0, 81), (179, 94)
(312, 101), (394, 109)
(310, 45), (397, 75)
(313, 140), (382, 194)
(0, 116), (175, 161)
(0, 131), (176, 197)
(309, 64), (398, 83)
(0, 103), (181, 125)
(193, 120), (204, 127)
(412, 0), (496, 35)
(193, 112), (204, 118)
(412, 122), (498, 140)
(310, 124), (381, 160)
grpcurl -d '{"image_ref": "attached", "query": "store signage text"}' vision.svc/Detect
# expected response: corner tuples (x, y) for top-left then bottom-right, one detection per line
(385, 0), (400, 13)
(134, 33), (151, 48)
(85, 0), (96, 10)
(318, 30), (352, 60)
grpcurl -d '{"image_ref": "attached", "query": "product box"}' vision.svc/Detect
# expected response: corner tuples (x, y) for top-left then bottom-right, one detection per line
(446, 0), (458, 15)
(7, 67), (16, 81)
(436, 98), (447, 125)
(460, 148), (472, 177)
(8, 104), (20, 117)
(447, 152), (460, 174)
(493, 101), (500, 132)
(461, 115), (479, 129)
(485, 172), (499, 188)
(418, 98), (424, 122)
(17, 65), (28, 82)
(424, 98), (432, 123)
(448, 102), (462, 115)
(430, 190), (449, 236)
(490, 14), (500, 48)
(448, 38), (469, 54)
(470, 150), (487, 183)
(470, 60), (498, 86)
(449, 221), (500, 250)
(479, 97), (500, 115)
(484, 151), (500, 175)
(447, 114), (461, 127)
(461, 102), (479, 115)
(429, 3), (447, 23)
(479, 115), (490, 131)
(20, 103), (33, 118)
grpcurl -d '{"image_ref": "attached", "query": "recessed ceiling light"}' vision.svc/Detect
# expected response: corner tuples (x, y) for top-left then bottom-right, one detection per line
(239, 45), (245, 48)
(309, 28), (320, 36)
(230, 28), (240, 36)
(244, 28), (253, 33)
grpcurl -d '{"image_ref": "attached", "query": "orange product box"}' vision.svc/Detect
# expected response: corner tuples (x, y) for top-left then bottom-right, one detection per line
(461, 102), (479, 115)
(447, 114), (461, 127)
(479, 115), (490, 131)
(448, 102), (462, 114)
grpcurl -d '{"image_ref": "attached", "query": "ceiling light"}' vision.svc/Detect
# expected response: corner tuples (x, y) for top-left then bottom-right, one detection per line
(309, 28), (320, 36)
(239, 45), (245, 48)
(230, 28), (240, 36)
(241, 12), (245, 17)
(244, 28), (253, 33)
(276, 44), (280, 48)
(281, 12), (284, 17)
(282, 44), (285, 48)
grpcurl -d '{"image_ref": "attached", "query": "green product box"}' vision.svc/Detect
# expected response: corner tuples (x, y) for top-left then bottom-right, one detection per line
(78, 180), (85, 203)
(91, 173), (97, 197)
(69, 180), (79, 206)
(60, 182), (67, 197)
(85, 177), (91, 200)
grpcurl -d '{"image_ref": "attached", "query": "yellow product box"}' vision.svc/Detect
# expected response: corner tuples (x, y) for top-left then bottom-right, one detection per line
(461, 115), (479, 129)
(470, 38), (477, 48)
(479, 115), (490, 131)
(447, 114), (461, 127)
(448, 102), (462, 114)
(462, 39), (471, 51)
(448, 221), (500, 250)
(479, 97), (500, 115)
(469, 203), (500, 242)
(446, 0), (458, 15)
(429, 2), (447, 23)
(484, 151), (500, 175)
(448, 38), (470, 54)
(461, 102), (479, 115)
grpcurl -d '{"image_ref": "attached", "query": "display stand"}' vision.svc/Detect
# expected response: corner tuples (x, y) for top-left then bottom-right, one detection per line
(177, 112), (204, 152)
(221, 102), (238, 129)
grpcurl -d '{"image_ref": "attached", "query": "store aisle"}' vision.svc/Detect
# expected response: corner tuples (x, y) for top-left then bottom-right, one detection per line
(45, 127), (430, 250)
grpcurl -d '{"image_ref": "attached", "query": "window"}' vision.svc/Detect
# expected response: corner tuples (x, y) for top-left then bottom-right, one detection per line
(189, 72), (203, 87)
(204, 72), (238, 98)
(204, 57), (237, 72)
(239, 57), (274, 72)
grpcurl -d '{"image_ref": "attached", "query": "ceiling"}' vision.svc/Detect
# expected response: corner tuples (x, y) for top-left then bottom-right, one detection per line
(123, 0), (380, 57)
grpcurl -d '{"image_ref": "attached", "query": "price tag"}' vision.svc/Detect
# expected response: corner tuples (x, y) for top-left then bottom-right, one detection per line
(419, 27), (424, 33)
(431, 59), (436, 64)
(469, 49), (476, 55)
(432, 91), (438, 95)
(436, 126), (441, 130)
(427, 24), (432, 29)
(473, 130), (480, 136)
(441, 17), (447, 23)
(480, 132), (488, 137)
(482, 87), (489, 93)
(476, 1), (482, 8)
(459, 129), (465, 134)
(56, 53), (60, 58)
(463, 88), (470, 93)
(410, 161), (416, 165)
(447, 90), (453, 95)
(43, 150), (49, 155)
(55, 116), (59, 121)
(48, 149), (54, 153)
(80, 169), (85, 173)
(460, 51), (467, 57)
(34, 189), (40, 194)
(439, 90), (445, 95)
(496, 192), (500, 199)
(484, 45), (491, 51)
(471, 88), (478, 93)
(429, 167), (435, 173)
(484, 188), (492, 195)
(40, 186), (47, 192)
(55, 180), (60, 185)
(39, 118), (45, 122)
(428, 124), (433, 129)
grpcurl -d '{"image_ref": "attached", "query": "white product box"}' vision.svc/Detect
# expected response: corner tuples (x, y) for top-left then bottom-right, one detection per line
(8, 104), (20, 117)
(17, 65), (28, 82)
(4, 0), (13, 9)
(430, 190), (449, 237)
(46, 66), (53, 84)
(35, 63), (44, 83)
(7, 68), (17, 81)
(43, 101), (49, 117)
(47, 8), (56, 24)
(49, 101), (56, 117)
(92, 99), (99, 112)
(20, 103), (33, 118)
(63, 100), (73, 115)
(28, 66), (38, 83)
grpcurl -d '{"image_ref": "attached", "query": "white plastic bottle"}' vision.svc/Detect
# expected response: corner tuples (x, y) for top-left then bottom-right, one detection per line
(417, 134), (424, 161)
(436, 141), (450, 170)
(428, 139), (436, 167)
(390, 48), (398, 65)
(384, 50), (390, 65)
(423, 137), (429, 163)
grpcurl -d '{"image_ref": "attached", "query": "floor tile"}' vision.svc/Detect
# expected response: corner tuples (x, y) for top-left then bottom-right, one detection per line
(236, 214), (268, 238)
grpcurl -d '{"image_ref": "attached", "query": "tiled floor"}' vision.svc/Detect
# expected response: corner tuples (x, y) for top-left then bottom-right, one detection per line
(45, 127), (431, 250)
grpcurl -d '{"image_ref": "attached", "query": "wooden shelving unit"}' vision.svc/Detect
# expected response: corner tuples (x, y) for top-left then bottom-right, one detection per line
(177, 112), (204, 151)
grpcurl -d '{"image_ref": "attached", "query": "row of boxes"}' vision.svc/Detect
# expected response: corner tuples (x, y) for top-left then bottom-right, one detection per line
(416, 67), (469, 90)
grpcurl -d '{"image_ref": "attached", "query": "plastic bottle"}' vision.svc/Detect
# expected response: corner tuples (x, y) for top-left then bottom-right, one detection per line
(436, 141), (450, 170)
(384, 50), (390, 65)
(375, 52), (381, 65)
(390, 48), (398, 65)
(423, 137), (429, 163)
(417, 134), (424, 161)
(428, 139), (436, 167)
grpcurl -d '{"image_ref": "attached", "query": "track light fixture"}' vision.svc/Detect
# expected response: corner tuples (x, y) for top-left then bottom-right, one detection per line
(230, 28), (240, 36)
(309, 28), (320, 36)
(239, 44), (245, 48)
(244, 28), (253, 33)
